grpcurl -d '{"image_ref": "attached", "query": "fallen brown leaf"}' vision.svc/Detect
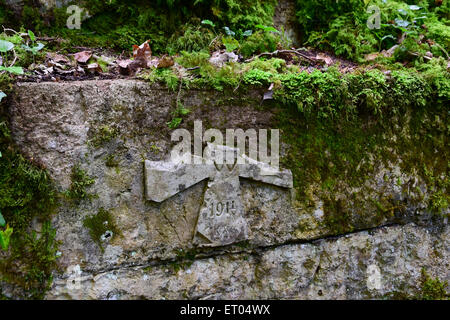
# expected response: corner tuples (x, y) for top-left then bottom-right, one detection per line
(74, 51), (92, 64)
(133, 40), (152, 61)
(46, 52), (70, 64)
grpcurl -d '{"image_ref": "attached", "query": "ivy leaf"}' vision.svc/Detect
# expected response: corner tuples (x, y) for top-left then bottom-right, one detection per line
(201, 19), (215, 28)
(33, 42), (44, 52)
(0, 211), (5, 227)
(0, 40), (14, 53)
(223, 27), (235, 36)
(22, 42), (44, 55)
(242, 30), (253, 37)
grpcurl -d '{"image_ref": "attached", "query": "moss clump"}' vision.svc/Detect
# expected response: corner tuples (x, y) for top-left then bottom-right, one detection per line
(385, 269), (449, 300)
(0, 120), (59, 299)
(321, 199), (354, 235)
(418, 268), (449, 300)
(168, 248), (197, 273)
(64, 165), (96, 201)
(105, 154), (119, 168)
(83, 208), (121, 252)
(140, 68), (179, 92)
(89, 125), (118, 148)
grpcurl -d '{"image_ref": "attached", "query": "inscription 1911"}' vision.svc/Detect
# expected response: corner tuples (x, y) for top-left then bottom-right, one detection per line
(205, 200), (237, 219)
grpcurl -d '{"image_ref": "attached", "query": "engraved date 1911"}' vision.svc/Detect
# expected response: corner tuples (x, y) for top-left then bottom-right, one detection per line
(204, 200), (237, 218)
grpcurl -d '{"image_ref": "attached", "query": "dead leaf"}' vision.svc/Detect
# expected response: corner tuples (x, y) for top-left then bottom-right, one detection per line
(117, 59), (134, 75)
(315, 53), (333, 65)
(87, 63), (102, 73)
(46, 52), (70, 64)
(133, 40), (152, 61)
(117, 59), (132, 69)
(157, 55), (174, 69)
(74, 51), (92, 64)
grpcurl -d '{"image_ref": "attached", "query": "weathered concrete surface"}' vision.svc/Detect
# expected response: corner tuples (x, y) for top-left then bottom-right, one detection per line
(6, 79), (448, 299)
(46, 222), (449, 300)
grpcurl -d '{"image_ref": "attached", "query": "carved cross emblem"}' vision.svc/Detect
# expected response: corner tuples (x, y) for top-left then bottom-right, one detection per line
(144, 144), (293, 247)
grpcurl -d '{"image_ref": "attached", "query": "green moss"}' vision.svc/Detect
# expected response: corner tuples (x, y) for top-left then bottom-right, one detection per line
(140, 68), (179, 91)
(167, 22), (215, 55)
(385, 268), (449, 300)
(64, 165), (96, 201)
(83, 208), (121, 252)
(239, 29), (288, 58)
(418, 268), (449, 300)
(321, 199), (354, 235)
(89, 125), (118, 148)
(105, 154), (119, 168)
(167, 248), (198, 273)
(0, 119), (59, 299)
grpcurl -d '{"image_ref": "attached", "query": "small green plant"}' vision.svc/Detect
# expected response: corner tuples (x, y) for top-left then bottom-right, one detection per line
(65, 165), (96, 201)
(0, 211), (13, 251)
(21, 30), (44, 59)
(0, 39), (23, 75)
(167, 103), (190, 129)
(167, 117), (182, 129)
(0, 39), (14, 61)
(222, 36), (240, 52)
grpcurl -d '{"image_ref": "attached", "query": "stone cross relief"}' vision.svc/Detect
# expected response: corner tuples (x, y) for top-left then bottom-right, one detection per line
(144, 144), (293, 247)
